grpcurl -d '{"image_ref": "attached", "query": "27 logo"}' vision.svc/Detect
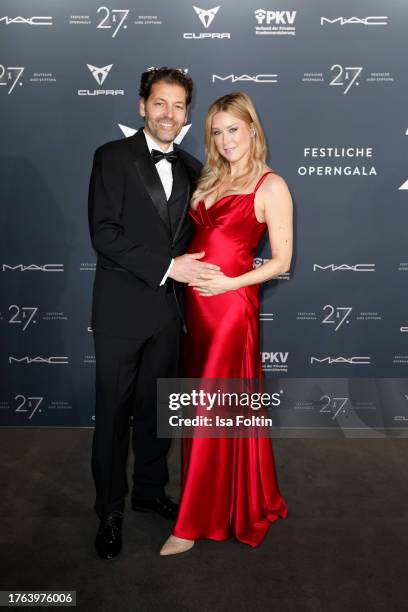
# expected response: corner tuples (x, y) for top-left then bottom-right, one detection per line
(96, 7), (129, 38)
(0, 66), (24, 94)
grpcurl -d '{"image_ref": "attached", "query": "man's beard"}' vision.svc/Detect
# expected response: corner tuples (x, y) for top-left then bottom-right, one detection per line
(146, 118), (181, 145)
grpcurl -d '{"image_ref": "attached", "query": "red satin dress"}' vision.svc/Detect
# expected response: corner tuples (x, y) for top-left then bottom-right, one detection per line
(172, 172), (288, 547)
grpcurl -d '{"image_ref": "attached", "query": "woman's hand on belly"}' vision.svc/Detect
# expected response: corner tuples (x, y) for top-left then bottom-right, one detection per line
(188, 271), (240, 297)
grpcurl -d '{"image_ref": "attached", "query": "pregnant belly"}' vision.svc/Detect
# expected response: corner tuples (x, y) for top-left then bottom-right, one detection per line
(188, 230), (253, 277)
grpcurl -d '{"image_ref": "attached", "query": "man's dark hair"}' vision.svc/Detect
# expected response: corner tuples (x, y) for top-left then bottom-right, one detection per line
(139, 67), (194, 106)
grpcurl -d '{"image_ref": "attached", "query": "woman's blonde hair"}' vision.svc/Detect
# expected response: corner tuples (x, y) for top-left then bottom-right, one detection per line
(191, 91), (267, 204)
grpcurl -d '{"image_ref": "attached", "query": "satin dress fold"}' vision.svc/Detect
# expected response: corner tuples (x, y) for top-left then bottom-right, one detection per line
(172, 172), (288, 547)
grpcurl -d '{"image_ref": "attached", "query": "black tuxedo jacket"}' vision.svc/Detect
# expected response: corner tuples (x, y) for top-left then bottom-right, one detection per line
(88, 129), (203, 338)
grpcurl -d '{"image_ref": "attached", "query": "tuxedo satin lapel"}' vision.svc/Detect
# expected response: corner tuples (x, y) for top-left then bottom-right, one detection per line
(171, 160), (191, 246)
(169, 158), (188, 202)
(133, 154), (170, 232)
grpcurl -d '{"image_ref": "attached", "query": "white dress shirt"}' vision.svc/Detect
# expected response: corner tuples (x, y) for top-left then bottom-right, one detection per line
(143, 130), (175, 285)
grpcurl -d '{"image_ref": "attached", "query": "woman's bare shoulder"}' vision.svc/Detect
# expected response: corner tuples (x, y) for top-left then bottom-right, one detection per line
(260, 169), (289, 193)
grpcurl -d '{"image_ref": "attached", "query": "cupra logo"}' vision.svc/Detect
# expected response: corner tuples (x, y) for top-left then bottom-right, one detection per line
(87, 64), (113, 86)
(193, 6), (220, 28)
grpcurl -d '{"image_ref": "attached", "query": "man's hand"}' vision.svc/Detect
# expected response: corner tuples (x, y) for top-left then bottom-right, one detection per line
(168, 252), (221, 283)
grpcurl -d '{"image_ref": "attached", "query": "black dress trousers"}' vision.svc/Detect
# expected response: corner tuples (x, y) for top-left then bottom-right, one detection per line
(91, 310), (180, 520)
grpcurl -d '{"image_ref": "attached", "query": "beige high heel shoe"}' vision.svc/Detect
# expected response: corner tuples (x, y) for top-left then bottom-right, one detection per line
(160, 535), (195, 556)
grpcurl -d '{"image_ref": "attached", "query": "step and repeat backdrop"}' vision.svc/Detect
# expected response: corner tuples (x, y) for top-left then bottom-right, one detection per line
(0, 1), (407, 427)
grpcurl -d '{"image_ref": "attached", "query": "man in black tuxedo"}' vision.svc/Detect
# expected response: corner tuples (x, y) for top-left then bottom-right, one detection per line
(88, 68), (219, 560)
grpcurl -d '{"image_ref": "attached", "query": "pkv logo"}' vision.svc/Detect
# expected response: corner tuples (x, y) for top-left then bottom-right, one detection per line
(262, 352), (289, 372)
(184, 5), (230, 39)
(262, 352), (289, 364)
(254, 9), (297, 36)
(78, 64), (124, 96)
(255, 9), (296, 25)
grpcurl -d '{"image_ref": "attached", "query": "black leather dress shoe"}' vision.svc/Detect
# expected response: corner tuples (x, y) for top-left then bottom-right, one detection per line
(131, 495), (178, 520)
(95, 512), (123, 560)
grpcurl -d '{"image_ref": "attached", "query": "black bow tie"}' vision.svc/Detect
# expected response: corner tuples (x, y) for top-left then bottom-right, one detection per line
(151, 149), (178, 164)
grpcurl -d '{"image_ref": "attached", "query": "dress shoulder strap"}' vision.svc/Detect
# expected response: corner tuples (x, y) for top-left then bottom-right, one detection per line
(253, 171), (275, 194)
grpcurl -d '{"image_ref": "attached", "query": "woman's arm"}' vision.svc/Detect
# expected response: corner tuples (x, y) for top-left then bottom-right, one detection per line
(191, 173), (293, 296)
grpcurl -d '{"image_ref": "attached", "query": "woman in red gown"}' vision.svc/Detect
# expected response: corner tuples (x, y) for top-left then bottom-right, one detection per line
(160, 92), (293, 555)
